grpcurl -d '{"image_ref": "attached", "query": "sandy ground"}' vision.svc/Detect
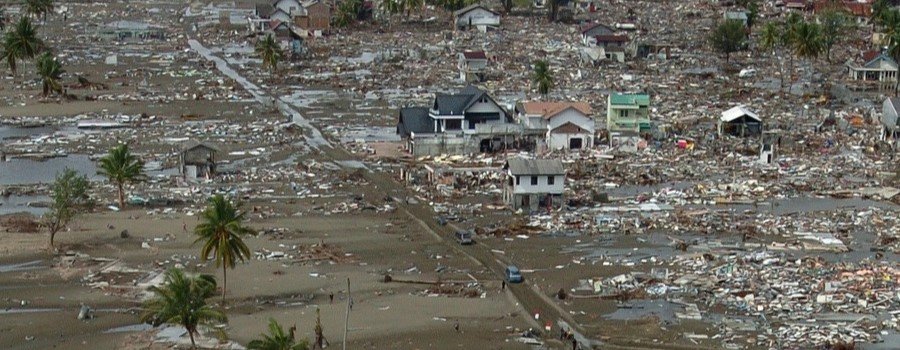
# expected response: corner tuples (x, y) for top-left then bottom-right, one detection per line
(0, 202), (532, 349)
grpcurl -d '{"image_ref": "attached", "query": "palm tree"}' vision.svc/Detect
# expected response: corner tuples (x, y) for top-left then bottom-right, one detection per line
(792, 21), (823, 62)
(873, 0), (890, 31)
(402, 0), (423, 19)
(97, 144), (145, 209)
(255, 34), (282, 74)
(194, 195), (256, 302)
(759, 22), (785, 90)
(141, 268), (226, 349)
(380, 0), (403, 24)
(248, 318), (309, 350)
(532, 60), (554, 95)
(24, 0), (54, 21)
(2, 17), (44, 76)
(36, 52), (63, 97)
(0, 7), (7, 30)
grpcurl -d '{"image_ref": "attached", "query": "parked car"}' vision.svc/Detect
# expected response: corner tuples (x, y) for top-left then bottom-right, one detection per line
(505, 265), (523, 283)
(455, 230), (474, 245)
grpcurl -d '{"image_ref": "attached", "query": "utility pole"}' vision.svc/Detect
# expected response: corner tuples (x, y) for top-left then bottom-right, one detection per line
(343, 277), (350, 350)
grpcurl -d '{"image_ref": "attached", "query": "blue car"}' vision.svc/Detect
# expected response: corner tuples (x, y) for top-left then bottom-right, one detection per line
(505, 265), (523, 283)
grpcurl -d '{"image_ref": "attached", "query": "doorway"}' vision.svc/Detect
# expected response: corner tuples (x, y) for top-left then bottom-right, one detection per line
(569, 137), (583, 149)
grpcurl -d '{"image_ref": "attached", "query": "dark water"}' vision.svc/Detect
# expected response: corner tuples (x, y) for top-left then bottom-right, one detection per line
(0, 195), (50, 215)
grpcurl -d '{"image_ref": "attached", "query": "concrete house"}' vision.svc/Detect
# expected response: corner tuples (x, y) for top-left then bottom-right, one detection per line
(97, 21), (165, 41)
(397, 85), (518, 155)
(847, 52), (899, 85)
(503, 158), (565, 211)
(882, 97), (900, 140)
(580, 23), (614, 46)
(724, 10), (748, 26)
(180, 140), (219, 180)
(458, 51), (489, 82)
(517, 101), (594, 150)
(294, 1), (331, 31)
(454, 4), (500, 31)
(719, 106), (762, 137)
(273, 0), (303, 16)
(606, 93), (651, 133)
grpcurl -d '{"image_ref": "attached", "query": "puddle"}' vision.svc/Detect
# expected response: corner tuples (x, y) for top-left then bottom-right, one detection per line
(338, 126), (401, 143)
(0, 154), (100, 185)
(104, 324), (153, 334)
(0, 260), (46, 273)
(862, 331), (900, 350)
(0, 308), (61, 314)
(603, 300), (679, 323)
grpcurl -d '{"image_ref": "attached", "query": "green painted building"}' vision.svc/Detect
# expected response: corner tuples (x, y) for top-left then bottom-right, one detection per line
(606, 93), (651, 133)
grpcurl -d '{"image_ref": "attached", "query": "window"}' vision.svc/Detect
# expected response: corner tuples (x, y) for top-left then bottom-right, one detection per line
(547, 176), (555, 185)
(516, 176), (520, 185)
(620, 110), (629, 118)
(531, 176), (538, 185)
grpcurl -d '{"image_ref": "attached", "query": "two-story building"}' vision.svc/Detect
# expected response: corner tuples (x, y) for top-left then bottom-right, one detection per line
(396, 85), (518, 155)
(606, 93), (651, 133)
(458, 51), (489, 82)
(516, 101), (594, 150)
(503, 157), (565, 211)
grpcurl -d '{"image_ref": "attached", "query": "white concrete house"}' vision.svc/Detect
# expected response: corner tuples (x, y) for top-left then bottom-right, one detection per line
(458, 51), (488, 82)
(274, 0), (304, 16)
(518, 101), (594, 150)
(454, 4), (500, 31)
(503, 157), (565, 211)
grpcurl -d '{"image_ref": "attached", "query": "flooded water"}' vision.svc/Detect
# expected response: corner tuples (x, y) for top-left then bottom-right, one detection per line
(0, 126), (57, 140)
(0, 308), (62, 314)
(0, 260), (46, 273)
(0, 154), (100, 185)
(0, 195), (51, 216)
(103, 324), (153, 334)
(603, 300), (679, 323)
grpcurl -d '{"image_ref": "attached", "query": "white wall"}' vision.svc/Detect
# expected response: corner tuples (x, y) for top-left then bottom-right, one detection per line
(547, 109), (594, 132)
(468, 99), (504, 114)
(510, 174), (564, 194)
(548, 133), (590, 150)
(456, 9), (500, 27)
(274, 0), (304, 16)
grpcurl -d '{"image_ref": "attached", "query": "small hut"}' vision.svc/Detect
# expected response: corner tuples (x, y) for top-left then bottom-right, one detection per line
(180, 140), (219, 179)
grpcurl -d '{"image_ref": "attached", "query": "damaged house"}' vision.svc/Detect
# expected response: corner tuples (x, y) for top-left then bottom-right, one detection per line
(454, 4), (500, 31)
(882, 97), (900, 140)
(249, 0), (330, 33)
(580, 23), (614, 46)
(180, 140), (219, 180)
(846, 51), (899, 87)
(397, 85), (519, 156)
(516, 101), (594, 151)
(719, 106), (762, 137)
(458, 51), (489, 82)
(503, 157), (565, 211)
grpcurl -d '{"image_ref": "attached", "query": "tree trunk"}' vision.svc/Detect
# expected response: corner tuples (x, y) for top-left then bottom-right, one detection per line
(117, 182), (125, 208)
(189, 328), (196, 348)
(50, 229), (56, 248)
(222, 265), (227, 303)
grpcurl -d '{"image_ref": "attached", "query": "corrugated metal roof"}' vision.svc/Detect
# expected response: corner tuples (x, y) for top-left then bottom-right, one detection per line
(721, 106), (761, 122)
(609, 93), (650, 106)
(505, 157), (565, 175)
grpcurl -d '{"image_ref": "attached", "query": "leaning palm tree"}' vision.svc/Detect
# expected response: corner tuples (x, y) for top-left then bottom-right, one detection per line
(248, 318), (310, 350)
(2, 17), (44, 75)
(532, 59), (554, 95)
(97, 144), (145, 208)
(141, 268), (227, 349)
(255, 34), (282, 74)
(36, 52), (63, 97)
(792, 21), (823, 63)
(194, 195), (256, 302)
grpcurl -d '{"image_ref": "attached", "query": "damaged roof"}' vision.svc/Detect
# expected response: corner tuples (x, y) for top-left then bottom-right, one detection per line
(454, 4), (499, 17)
(505, 157), (565, 175)
(181, 140), (220, 153)
(721, 106), (761, 122)
(462, 51), (487, 60)
(609, 93), (650, 106)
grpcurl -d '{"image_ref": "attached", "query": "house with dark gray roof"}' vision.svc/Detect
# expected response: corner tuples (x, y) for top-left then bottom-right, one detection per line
(503, 157), (565, 211)
(397, 85), (511, 138)
(396, 85), (517, 155)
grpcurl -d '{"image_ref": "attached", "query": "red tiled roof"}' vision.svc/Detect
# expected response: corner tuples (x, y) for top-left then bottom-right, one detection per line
(863, 50), (880, 62)
(595, 35), (629, 43)
(462, 51), (487, 59)
(521, 101), (592, 119)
